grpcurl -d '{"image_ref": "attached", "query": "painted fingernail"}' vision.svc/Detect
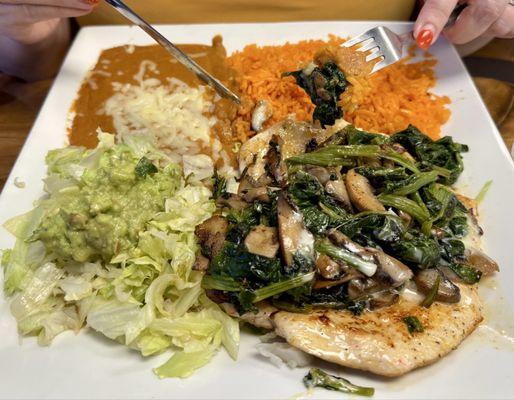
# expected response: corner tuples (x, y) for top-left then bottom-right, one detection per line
(416, 28), (434, 50)
(81, 0), (100, 5)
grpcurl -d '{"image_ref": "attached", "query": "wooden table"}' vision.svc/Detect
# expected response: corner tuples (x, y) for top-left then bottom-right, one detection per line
(1, 39), (513, 192)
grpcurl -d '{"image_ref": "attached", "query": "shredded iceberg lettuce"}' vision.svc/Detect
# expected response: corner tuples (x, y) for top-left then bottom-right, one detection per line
(1, 134), (238, 377)
(154, 346), (217, 379)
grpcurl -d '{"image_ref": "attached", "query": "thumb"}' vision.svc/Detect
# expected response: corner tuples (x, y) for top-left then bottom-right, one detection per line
(414, 0), (459, 49)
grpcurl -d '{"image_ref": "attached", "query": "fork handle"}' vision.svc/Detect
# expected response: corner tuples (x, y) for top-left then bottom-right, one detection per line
(445, 3), (467, 28)
(104, 0), (240, 104)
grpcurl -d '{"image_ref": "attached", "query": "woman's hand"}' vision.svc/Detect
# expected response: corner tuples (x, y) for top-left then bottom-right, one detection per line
(0, 0), (96, 44)
(0, 0), (96, 80)
(414, 0), (514, 49)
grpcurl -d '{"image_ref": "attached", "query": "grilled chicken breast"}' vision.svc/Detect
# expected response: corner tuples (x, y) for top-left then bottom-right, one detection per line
(270, 284), (482, 377)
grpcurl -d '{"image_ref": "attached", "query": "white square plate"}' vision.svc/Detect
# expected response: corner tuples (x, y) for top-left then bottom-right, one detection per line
(1, 22), (513, 400)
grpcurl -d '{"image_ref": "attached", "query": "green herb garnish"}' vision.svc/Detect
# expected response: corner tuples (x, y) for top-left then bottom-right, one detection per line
(420, 274), (441, 308)
(303, 368), (375, 397)
(402, 316), (424, 334)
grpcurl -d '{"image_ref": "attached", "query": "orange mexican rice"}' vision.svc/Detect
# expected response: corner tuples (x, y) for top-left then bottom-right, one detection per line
(227, 36), (450, 141)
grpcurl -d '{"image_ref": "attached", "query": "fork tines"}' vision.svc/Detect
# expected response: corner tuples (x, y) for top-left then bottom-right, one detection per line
(342, 26), (404, 73)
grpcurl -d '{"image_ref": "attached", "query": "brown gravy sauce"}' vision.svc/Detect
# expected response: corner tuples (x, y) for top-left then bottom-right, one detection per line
(69, 36), (239, 167)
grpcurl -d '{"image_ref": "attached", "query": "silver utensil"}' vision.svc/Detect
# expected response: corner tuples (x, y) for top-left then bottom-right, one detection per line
(343, 5), (465, 74)
(104, 0), (241, 104)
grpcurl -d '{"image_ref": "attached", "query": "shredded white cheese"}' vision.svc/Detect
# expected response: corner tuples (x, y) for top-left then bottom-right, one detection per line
(133, 60), (159, 83)
(87, 78), (98, 90)
(14, 177), (26, 188)
(91, 70), (111, 78)
(66, 110), (76, 133)
(189, 52), (208, 58)
(102, 74), (216, 164)
(124, 44), (135, 54)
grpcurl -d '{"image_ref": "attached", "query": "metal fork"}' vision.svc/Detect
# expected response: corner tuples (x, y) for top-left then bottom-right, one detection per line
(104, 0), (240, 104)
(343, 5), (465, 74)
(342, 27), (408, 74)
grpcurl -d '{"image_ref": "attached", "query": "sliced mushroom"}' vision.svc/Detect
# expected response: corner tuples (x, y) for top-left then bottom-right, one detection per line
(206, 290), (230, 304)
(328, 230), (412, 287)
(369, 290), (400, 309)
(312, 70), (330, 100)
(238, 172), (271, 203)
(382, 159), (395, 169)
(391, 143), (416, 163)
(414, 268), (461, 304)
(437, 265), (461, 283)
(193, 254), (210, 271)
(327, 230), (376, 262)
(313, 263), (362, 289)
(195, 216), (228, 259)
(244, 225), (280, 258)
(358, 156), (381, 168)
(367, 248), (413, 287)
(313, 273), (362, 290)
(251, 100), (273, 132)
(265, 135), (288, 187)
(345, 169), (385, 212)
(216, 194), (248, 211)
(327, 167), (342, 179)
(325, 179), (353, 212)
(465, 248), (499, 275)
(398, 210), (412, 228)
(277, 194), (315, 267)
(305, 165), (331, 185)
(240, 186), (270, 203)
(347, 277), (380, 300)
(316, 254), (343, 279)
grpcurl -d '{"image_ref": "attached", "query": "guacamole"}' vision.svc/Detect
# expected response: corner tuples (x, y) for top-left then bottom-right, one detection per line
(34, 145), (180, 263)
